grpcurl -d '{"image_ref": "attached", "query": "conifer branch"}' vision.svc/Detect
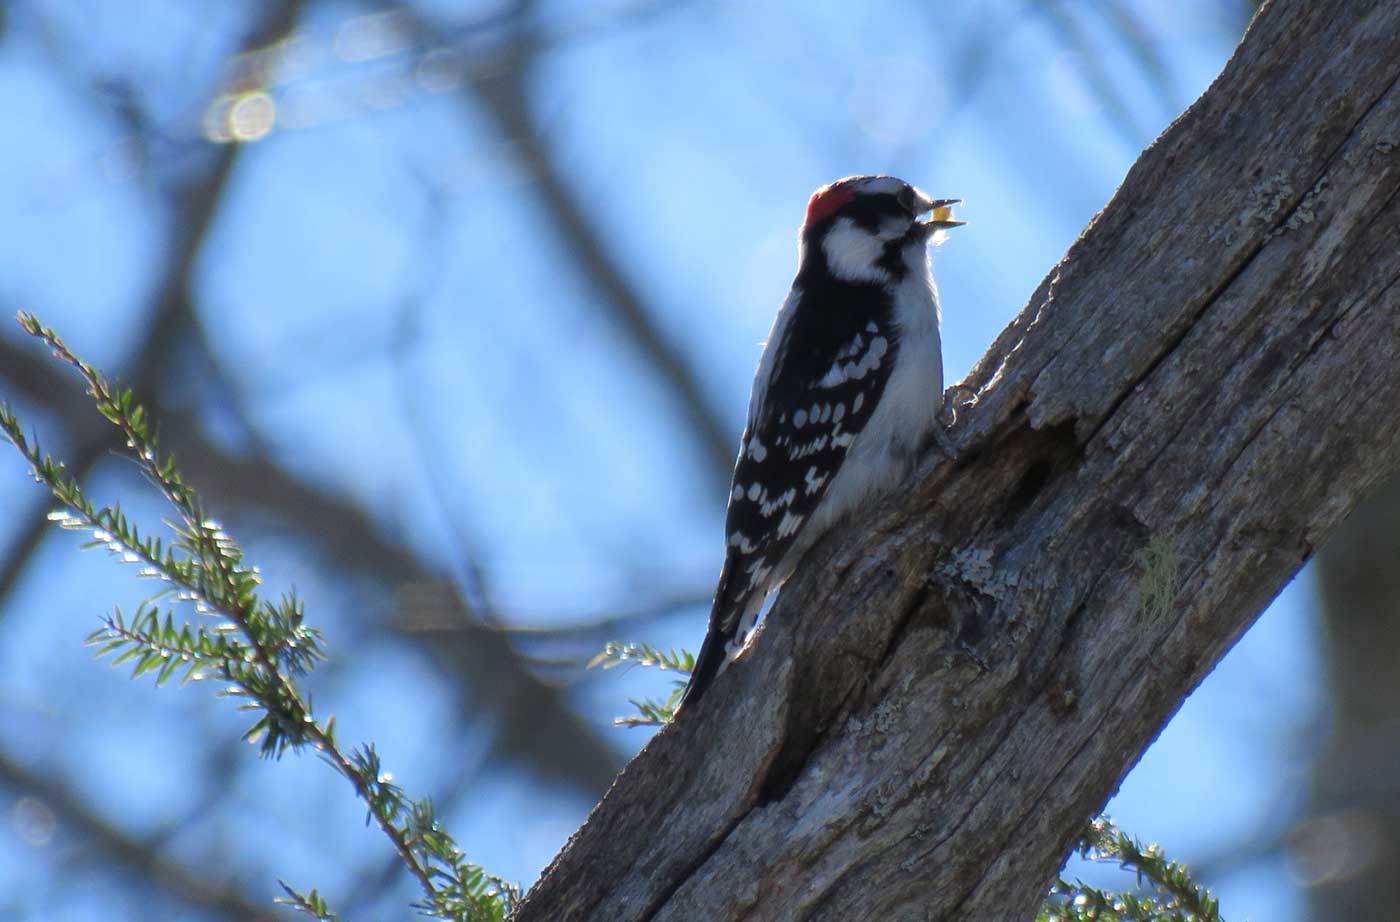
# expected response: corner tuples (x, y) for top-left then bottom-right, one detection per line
(0, 313), (518, 921)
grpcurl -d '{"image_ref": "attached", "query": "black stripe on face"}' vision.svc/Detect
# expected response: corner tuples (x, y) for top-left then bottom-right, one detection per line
(840, 193), (911, 233)
(802, 191), (921, 281)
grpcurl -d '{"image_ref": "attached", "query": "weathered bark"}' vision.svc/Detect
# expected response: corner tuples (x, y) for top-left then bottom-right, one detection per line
(515, 0), (1400, 919)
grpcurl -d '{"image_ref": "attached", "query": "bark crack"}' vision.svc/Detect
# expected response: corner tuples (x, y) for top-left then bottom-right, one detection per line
(509, 4), (1400, 918)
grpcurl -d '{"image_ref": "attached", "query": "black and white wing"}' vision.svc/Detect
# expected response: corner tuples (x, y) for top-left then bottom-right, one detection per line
(682, 277), (900, 706)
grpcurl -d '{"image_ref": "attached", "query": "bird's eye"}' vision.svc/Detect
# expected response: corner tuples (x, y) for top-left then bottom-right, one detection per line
(896, 186), (918, 215)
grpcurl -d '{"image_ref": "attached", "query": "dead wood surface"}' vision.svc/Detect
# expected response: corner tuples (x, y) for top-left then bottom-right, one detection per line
(514, 0), (1400, 918)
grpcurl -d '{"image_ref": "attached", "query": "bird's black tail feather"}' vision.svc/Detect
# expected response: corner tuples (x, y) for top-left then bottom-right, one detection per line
(678, 624), (728, 712)
(678, 561), (745, 713)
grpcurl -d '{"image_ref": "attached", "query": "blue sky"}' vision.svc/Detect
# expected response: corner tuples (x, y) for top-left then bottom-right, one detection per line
(0, 2), (1322, 919)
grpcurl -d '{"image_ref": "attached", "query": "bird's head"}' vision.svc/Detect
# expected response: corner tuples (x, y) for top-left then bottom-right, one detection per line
(799, 175), (962, 284)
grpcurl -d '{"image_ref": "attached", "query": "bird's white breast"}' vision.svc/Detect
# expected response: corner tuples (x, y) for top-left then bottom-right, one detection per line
(807, 250), (943, 536)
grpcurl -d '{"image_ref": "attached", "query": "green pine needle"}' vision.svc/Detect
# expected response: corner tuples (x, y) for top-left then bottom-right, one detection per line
(1, 313), (516, 921)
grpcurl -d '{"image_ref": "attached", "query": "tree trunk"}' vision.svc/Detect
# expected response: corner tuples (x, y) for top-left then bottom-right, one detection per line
(1306, 474), (1400, 916)
(515, 0), (1400, 918)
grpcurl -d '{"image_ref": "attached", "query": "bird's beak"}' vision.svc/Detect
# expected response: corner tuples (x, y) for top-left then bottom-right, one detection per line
(915, 193), (965, 231)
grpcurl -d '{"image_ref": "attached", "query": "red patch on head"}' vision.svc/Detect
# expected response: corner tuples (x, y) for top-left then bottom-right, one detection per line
(805, 182), (857, 227)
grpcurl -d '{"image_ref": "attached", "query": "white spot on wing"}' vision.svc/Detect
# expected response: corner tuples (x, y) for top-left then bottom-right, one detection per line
(748, 439), (767, 462)
(740, 560), (774, 601)
(731, 484), (743, 501)
(789, 435), (830, 460)
(777, 510), (805, 538)
(794, 408), (808, 428)
(818, 363), (849, 388)
(853, 392), (865, 414)
(833, 403), (845, 422)
(819, 335), (888, 388)
(760, 487), (797, 517)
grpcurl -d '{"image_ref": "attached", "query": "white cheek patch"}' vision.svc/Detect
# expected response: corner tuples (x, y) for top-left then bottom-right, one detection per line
(822, 217), (892, 284)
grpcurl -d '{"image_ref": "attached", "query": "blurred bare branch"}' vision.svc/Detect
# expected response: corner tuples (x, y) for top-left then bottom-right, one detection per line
(1099, 0), (1180, 115)
(0, 0), (618, 912)
(0, 0), (1302, 917)
(505, 586), (711, 672)
(389, 1), (737, 488)
(1036, 0), (1152, 145)
(1, 0), (624, 804)
(0, 753), (279, 921)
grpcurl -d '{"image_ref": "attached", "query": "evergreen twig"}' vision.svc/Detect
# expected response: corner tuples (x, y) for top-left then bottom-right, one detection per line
(1037, 816), (1224, 922)
(589, 641), (691, 727)
(0, 313), (518, 922)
